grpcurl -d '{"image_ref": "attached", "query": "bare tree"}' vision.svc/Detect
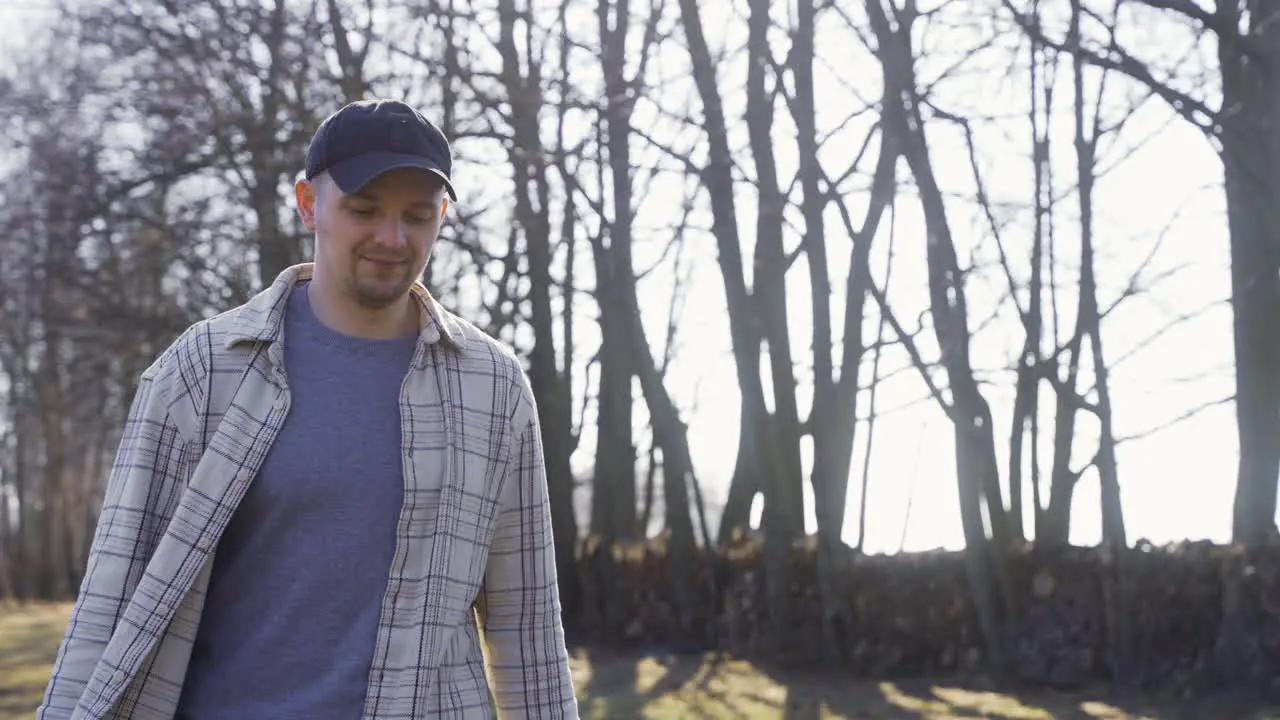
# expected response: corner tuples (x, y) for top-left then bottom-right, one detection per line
(1065, 0), (1131, 676)
(1007, 0), (1054, 541)
(1038, 0), (1126, 546)
(863, 0), (1014, 669)
(1002, 0), (1279, 546)
(671, 0), (821, 652)
(79, 0), (335, 289)
(591, 0), (640, 542)
(325, 0), (375, 102)
(741, 0), (807, 549)
(492, 0), (583, 610)
(788, 0), (898, 659)
(0, 29), (221, 598)
(672, 0), (795, 558)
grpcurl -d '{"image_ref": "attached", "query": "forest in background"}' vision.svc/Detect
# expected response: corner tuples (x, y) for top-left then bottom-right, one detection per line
(1, 0), (1277, 687)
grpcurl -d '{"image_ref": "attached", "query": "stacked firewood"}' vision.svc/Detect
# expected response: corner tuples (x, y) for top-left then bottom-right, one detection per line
(570, 534), (1280, 690)
(574, 533), (723, 651)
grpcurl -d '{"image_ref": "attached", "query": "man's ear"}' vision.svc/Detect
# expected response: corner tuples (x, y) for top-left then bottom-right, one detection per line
(441, 198), (450, 217)
(296, 178), (318, 231)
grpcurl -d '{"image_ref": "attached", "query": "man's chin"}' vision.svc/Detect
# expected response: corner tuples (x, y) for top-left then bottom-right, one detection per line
(352, 281), (412, 310)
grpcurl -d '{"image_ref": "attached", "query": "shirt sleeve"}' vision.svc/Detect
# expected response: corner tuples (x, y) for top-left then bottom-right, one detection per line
(37, 362), (191, 719)
(478, 378), (579, 719)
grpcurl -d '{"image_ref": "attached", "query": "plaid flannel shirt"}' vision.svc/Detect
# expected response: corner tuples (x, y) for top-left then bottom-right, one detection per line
(37, 263), (579, 719)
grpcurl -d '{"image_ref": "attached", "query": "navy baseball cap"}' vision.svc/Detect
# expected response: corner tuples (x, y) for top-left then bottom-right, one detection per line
(304, 99), (457, 201)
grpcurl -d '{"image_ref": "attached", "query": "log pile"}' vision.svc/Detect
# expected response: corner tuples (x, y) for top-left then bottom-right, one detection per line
(569, 534), (1280, 690)
(573, 533), (724, 652)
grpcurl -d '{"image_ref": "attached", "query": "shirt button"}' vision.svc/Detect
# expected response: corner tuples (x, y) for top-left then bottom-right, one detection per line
(157, 603), (170, 616)
(236, 471), (251, 485)
(273, 397), (286, 412)
(112, 670), (126, 685)
(197, 537), (212, 552)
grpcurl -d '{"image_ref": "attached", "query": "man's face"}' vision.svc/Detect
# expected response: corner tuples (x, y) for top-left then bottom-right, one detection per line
(296, 167), (449, 309)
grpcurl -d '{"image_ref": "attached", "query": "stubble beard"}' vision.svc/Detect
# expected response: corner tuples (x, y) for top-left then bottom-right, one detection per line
(348, 270), (415, 309)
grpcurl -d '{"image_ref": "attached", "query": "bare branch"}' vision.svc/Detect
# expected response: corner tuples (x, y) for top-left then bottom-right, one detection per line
(1001, 0), (1218, 135)
(1116, 394), (1235, 444)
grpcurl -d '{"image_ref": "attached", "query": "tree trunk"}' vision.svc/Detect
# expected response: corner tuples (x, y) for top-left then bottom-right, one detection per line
(252, 0), (293, 288)
(1222, 1), (1280, 545)
(495, 0), (580, 612)
(1064, 0), (1129, 676)
(601, 0), (702, 633)
(590, 257), (636, 540)
(743, 0), (805, 548)
(1075, 125), (1125, 547)
(1215, 0), (1280, 682)
(800, 10), (900, 651)
(740, 0), (808, 650)
(592, 4), (637, 532)
(794, 0), (858, 661)
(1010, 20), (1050, 543)
(676, 0), (783, 550)
(867, 0), (1010, 670)
(325, 0), (370, 102)
(718, 410), (760, 544)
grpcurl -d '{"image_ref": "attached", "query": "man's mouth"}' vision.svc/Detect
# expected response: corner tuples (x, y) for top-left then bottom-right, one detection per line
(363, 257), (405, 269)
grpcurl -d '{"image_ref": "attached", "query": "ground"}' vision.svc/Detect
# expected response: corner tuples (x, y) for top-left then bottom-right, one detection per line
(2, 603), (1275, 719)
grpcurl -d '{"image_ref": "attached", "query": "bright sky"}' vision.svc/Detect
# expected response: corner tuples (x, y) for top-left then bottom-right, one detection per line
(556, 1), (1248, 554)
(0, 1), (1264, 555)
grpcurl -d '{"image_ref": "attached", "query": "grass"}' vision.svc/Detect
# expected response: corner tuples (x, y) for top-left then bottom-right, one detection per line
(0, 602), (69, 719)
(570, 648), (1276, 719)
(2, 603), (1275, 719)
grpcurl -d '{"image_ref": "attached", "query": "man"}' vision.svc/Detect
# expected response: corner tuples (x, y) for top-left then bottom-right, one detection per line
(38, 99), (579, 719)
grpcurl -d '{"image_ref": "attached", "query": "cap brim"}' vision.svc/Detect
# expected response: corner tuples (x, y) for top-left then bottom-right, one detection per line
(328, 152), (457, 201)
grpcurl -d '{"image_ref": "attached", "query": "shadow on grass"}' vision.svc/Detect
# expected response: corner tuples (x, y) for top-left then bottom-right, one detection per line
(568, 645), (1280, 719)
(571, 647), (740, 719)
(759, 661), (1280, 720)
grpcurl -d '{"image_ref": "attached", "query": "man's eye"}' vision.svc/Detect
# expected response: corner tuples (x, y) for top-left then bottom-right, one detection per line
(406, 215), (429, 224)
(349, 207), (375, 217)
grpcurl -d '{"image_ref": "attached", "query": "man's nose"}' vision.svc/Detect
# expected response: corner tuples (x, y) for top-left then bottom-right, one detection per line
(373, 218), (407, 248)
